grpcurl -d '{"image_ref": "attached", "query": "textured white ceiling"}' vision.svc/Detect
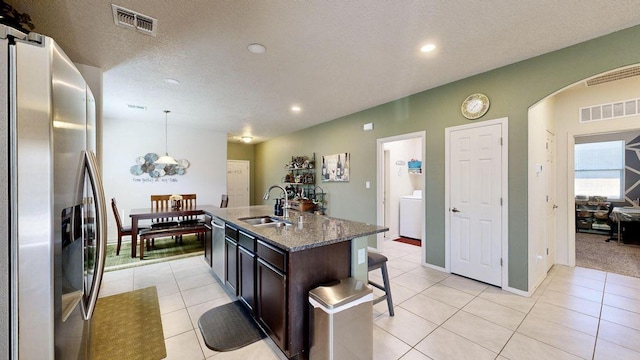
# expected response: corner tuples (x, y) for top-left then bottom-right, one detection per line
(11, 0), (640, 143)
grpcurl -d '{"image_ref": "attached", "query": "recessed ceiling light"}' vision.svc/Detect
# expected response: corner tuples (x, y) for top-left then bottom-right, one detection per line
(421, 44), (436, 53)
(241, 136), (253, 143)
(248, 43), (266, 54)
(291, 105), (301, 112)
(164, 78), (180, 85)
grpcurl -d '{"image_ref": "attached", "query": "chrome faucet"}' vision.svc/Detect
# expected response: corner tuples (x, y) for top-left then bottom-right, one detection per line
(264, 185), (289, 218)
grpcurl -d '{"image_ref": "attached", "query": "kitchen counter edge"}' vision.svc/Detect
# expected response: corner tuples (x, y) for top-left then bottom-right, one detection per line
(202, 205), (387, 252)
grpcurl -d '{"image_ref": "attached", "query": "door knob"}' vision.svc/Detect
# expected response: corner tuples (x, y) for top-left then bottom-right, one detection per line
(451, 207), (460, 213)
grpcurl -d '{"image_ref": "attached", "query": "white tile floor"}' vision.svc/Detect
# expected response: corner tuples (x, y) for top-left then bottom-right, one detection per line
(100, 240), (640, 360)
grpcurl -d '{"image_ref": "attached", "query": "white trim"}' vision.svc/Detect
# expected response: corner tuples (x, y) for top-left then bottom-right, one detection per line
(567, 133), (576, 266)
(422, 262), (447, 273)
(444, 117), (509, 289)
(565, 125), (640, 267)
(376, 131), (426, 251)
(503, 285), (532, 298)
(526, 270), (547, 298)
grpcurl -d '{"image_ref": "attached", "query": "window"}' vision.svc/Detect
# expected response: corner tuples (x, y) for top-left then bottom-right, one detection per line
(575, 140), (625, 200)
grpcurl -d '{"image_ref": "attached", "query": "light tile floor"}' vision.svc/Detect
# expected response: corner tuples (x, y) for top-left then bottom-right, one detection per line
(100, 240), (640, 359)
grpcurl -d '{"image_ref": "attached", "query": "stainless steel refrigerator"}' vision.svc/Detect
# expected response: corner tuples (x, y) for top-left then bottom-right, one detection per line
(1, 24), (107, 359)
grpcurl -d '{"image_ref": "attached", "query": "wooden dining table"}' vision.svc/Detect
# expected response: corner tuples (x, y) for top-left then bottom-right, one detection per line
(129, 204), (214, 258)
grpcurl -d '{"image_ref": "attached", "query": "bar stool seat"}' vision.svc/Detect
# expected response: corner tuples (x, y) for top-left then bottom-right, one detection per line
(367, 251), (394, 316)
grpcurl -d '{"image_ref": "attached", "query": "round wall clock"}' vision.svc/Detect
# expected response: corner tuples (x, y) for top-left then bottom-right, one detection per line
(461, 93), (490, 120)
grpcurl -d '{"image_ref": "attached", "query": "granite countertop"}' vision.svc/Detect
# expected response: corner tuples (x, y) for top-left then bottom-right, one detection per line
(202, 205), (387, 252)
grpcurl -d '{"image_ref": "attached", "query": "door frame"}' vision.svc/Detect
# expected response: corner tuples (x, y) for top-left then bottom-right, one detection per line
(444, 117), (509, 288)
(376, 131), (426, 257)
(566, 127), (640, 267)
(545, 130), (556, 272)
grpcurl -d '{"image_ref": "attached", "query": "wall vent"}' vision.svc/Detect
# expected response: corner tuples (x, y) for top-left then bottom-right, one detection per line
(580, 97), (640, 123)
(111, 4), (157, 36)
(586, 66), (640, 86)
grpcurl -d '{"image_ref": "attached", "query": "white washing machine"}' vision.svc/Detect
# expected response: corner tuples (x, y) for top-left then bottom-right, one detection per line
(400, 190), (422, 239)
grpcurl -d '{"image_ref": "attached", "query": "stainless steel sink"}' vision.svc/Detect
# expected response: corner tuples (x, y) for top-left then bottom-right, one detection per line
(239, 216), (292, 227)
(258, 221), (292, 228)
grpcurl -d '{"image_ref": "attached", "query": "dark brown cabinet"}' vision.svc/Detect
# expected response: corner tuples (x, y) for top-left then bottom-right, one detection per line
(225, 237), (238, 295)
(219, 226), (351, 359)
(256, 240), (287, 351)
(238, 231), (256, 312)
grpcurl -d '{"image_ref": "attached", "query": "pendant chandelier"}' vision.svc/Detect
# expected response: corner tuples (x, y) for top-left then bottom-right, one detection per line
(154, 110), (178, 165)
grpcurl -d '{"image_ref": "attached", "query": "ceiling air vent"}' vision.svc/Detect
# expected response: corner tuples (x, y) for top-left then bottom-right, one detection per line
(111, 4), (157, 36)
(586, 66), (640, 86)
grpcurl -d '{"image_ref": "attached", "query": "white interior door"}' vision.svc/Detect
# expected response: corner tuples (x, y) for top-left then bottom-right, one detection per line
(448, 122), (503, 286)
(226, 160), (249, 207)
(545, 131), (556, 271)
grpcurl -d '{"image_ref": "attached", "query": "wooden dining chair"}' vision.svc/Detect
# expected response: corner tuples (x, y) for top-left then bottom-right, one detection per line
(111, 198), (148, 255)
(147, 194), (180, 248)
(111, 198), (131, 256)
(179, 194), (202, 226)
(150, 194), (179, 229)
(175, 194), (206, 243)
(181, 193), (197, 208)
(220, 194), (228, 208)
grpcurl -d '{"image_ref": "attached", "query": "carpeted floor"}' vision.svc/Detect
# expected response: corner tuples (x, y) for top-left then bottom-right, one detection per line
(91, 286), (166, 360)
(575, 232), (640, 278)
(104, 235), (204, 271)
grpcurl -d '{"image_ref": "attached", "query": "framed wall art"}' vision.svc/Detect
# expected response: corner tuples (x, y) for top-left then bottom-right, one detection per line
(320, 153), (350, 182)
(129, 152), (190, 178)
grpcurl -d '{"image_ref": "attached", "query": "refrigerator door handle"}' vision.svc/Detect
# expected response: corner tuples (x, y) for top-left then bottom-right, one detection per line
(83, 150), (107, 320)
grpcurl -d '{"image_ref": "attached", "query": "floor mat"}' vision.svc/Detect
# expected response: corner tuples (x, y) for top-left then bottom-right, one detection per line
(393, 237), (421, 247)
(91, 286), (166, 360)
(198, 300), (266, 352)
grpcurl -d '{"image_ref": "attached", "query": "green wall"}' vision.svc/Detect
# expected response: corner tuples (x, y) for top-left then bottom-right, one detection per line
(227, 142), (256, 205)
(254, 24), (640, 292)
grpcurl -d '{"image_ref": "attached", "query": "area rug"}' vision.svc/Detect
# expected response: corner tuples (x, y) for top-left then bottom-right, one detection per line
(198, 300), (266, 351)
(104, 235), (204, 272)
(576, 232), (640, 278)
(90, 286), (166, 360)
(393, 237), (421, 247)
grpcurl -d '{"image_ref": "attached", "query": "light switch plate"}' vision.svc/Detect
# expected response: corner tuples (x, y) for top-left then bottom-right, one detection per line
(358, 248), (365, 264)
(366, 181), (370, 188)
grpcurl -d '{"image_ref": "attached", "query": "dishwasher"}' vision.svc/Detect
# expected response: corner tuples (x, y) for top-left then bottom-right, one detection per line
(211, 216), (226, 282)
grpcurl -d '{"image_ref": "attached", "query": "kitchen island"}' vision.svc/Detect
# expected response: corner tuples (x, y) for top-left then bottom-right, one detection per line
(202, 205), (387, 359)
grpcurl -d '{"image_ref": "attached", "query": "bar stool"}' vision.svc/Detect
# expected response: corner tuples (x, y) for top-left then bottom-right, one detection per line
(367, 252), (394, 316)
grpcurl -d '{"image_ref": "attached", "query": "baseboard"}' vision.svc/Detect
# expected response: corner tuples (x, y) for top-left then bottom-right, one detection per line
(422, 262), (532, 297)
(503, 285), (531, 297)
(526, 271), (548, 297)
(423, 262), (447, 273)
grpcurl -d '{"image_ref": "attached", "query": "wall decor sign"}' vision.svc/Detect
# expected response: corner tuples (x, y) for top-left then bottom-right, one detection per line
(321, 153), (350, 182)
(129, 153), (190, 178)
